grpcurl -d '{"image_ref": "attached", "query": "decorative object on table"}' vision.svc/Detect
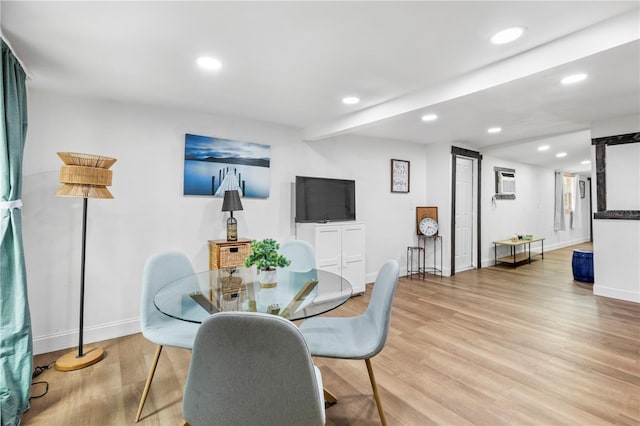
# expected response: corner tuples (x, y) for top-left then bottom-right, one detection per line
(208, 238), (252, 269)
(416, 206), (438, 235)
(183, 133), (271, 197)
(221, 190), (243, 241)
(54, 152), (116, 371)
(390, 159), (410, 193)
(244, 239), (291, 288)
(419, 217), (438, 237)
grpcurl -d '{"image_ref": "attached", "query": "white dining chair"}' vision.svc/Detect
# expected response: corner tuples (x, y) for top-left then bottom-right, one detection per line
(280, 239), (317, 272)
(182, 311), (325, 426)
(135, 251), (199, 422)
(299, 259), (400, 426)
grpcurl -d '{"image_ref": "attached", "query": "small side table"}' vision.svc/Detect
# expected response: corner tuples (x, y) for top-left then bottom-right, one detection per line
(406, 246), (424, 280)
(208, 239), (252, 270)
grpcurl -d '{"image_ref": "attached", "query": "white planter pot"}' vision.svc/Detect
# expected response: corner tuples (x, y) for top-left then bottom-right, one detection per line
(259, 269), (277, 288)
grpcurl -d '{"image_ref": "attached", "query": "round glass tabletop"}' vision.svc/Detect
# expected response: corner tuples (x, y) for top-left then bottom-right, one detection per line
(154, 267), (353, 323)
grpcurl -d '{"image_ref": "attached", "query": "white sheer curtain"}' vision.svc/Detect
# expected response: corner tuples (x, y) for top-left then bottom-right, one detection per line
(571, 176), (582, 229)
(554, 171), (566, 231)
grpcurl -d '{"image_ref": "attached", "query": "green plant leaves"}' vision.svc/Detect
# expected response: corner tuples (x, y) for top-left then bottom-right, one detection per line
(244, 238), (291, 270)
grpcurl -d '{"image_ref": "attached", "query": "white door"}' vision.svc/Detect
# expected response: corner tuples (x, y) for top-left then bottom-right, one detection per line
(455, 157), (474, 271)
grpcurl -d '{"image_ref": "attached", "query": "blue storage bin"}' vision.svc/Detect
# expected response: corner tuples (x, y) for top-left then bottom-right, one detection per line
(572, 249), (594, 283)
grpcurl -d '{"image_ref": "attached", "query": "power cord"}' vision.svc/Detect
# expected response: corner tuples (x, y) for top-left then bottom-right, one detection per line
(32, 361), (54, 379)
(30, 381), (49, 399)
(30, 361), (55, 400)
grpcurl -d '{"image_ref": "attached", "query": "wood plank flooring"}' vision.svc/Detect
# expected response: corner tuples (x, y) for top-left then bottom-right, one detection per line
(22, 243), (639, 425)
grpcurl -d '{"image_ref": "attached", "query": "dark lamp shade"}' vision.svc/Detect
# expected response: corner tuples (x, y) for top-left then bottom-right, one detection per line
(221, 190), (243, 212)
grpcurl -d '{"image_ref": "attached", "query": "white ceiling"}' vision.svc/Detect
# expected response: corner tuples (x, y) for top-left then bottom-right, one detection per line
(2, 1), (639, 173)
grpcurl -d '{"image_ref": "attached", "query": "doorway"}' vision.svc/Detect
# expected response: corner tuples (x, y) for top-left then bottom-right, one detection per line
(450, 146), (482, 275)
(455, 157), (475, 271)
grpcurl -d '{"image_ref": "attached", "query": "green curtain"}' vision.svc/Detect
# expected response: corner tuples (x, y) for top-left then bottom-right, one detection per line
(0, 39), (32, 426)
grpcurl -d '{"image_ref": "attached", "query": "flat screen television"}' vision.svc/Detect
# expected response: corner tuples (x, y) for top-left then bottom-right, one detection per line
(295, 176), (356, 223)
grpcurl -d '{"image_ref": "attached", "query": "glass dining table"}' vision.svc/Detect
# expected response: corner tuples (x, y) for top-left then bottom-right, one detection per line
(154, 267), (353, 323)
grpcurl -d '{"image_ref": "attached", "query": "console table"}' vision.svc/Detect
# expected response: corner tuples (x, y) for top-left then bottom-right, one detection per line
(493, 237), (545, 268)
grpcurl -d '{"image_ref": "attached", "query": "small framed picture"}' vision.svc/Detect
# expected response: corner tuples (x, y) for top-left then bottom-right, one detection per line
(391, 159), (410, 193)
(579, 180), (585, 198)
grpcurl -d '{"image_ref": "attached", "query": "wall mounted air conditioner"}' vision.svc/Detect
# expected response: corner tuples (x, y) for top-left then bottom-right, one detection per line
(497, 171), (516, 195)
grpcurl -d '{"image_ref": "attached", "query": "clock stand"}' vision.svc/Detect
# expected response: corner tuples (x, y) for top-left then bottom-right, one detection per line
(415, 206), (443, 278)
(419, 234), (443, 278)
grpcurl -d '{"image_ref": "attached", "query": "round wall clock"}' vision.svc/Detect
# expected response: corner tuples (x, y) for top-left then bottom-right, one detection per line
(416, 206), (438, 235)
(419, 217), (439, 237)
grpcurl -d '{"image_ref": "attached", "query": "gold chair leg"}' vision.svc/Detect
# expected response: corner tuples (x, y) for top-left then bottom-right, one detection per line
(323, 387), (338, 406)
(135, 345), (163, 422)
(365, 358), (387, 426)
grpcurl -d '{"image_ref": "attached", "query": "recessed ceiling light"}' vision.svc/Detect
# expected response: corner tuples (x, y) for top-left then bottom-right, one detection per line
(421, 114), (438, 122)
(342, 96), (360, 105)
(196, 56), (222, 71)
(538, 145), (550, 151)
(487, 127), (502, 134)
(581, 160), (591, 165)
(561, 73), (588, 85)
(490, 27), (525, 44)
(556, 152), (567, 158)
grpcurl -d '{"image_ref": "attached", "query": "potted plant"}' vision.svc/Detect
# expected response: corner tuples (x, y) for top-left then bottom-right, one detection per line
(244, 239), (291, 288)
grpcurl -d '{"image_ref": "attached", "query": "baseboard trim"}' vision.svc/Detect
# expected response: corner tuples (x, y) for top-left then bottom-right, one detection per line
(593, 286), (640, 303)
(33, 318), (141, 355)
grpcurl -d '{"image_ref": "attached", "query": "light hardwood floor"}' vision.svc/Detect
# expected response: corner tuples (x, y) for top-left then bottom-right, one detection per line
(22, 243), (639, 425)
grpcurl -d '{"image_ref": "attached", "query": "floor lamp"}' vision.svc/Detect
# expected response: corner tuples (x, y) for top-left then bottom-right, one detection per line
(54, 152), (117, 371)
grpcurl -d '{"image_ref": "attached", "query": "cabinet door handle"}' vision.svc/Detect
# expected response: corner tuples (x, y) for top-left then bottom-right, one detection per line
(230, 247), (238, 253)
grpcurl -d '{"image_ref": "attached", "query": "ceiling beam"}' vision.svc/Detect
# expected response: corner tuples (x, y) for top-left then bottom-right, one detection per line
(302, 10), (639, 141)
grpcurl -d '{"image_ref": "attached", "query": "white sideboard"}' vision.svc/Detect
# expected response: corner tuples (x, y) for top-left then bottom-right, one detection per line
(296, 221), (366, 299)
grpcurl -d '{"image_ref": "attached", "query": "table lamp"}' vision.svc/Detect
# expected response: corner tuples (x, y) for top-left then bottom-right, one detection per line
(54, 152), (116, 371)
(221, 190), (243, 241)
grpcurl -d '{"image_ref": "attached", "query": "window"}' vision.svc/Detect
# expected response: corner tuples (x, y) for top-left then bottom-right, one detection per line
(563, 173), (575, 214)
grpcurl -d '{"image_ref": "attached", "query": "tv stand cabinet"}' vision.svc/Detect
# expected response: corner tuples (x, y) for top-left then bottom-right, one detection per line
(296, 222), (366, 297)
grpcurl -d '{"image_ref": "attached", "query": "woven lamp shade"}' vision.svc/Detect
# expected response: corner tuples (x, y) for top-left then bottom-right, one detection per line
(56, 152), (117, 199)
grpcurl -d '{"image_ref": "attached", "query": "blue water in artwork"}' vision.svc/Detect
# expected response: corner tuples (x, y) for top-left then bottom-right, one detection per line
(184, 133), (271, 198)
(184, 160), (270, 198)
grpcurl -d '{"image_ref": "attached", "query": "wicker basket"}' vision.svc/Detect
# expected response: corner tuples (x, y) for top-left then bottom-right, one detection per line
(209, 240), (252, 269)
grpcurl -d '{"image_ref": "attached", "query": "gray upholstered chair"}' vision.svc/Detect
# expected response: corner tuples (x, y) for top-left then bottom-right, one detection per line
(280, 239), (317, 272)
(182, 311), (325, 426)
(135, 251), (199, 422)
(299, 259), (399, 426)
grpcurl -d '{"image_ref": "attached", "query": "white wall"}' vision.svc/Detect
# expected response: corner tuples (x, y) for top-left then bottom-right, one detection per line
(421, 144), (591, 273)
(23, 87), (624, 355)
(591, 114), (640, 303)
(22, 88), (428, 354)
(424, 142), (452, 275)
(481, 156), (591, 266)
